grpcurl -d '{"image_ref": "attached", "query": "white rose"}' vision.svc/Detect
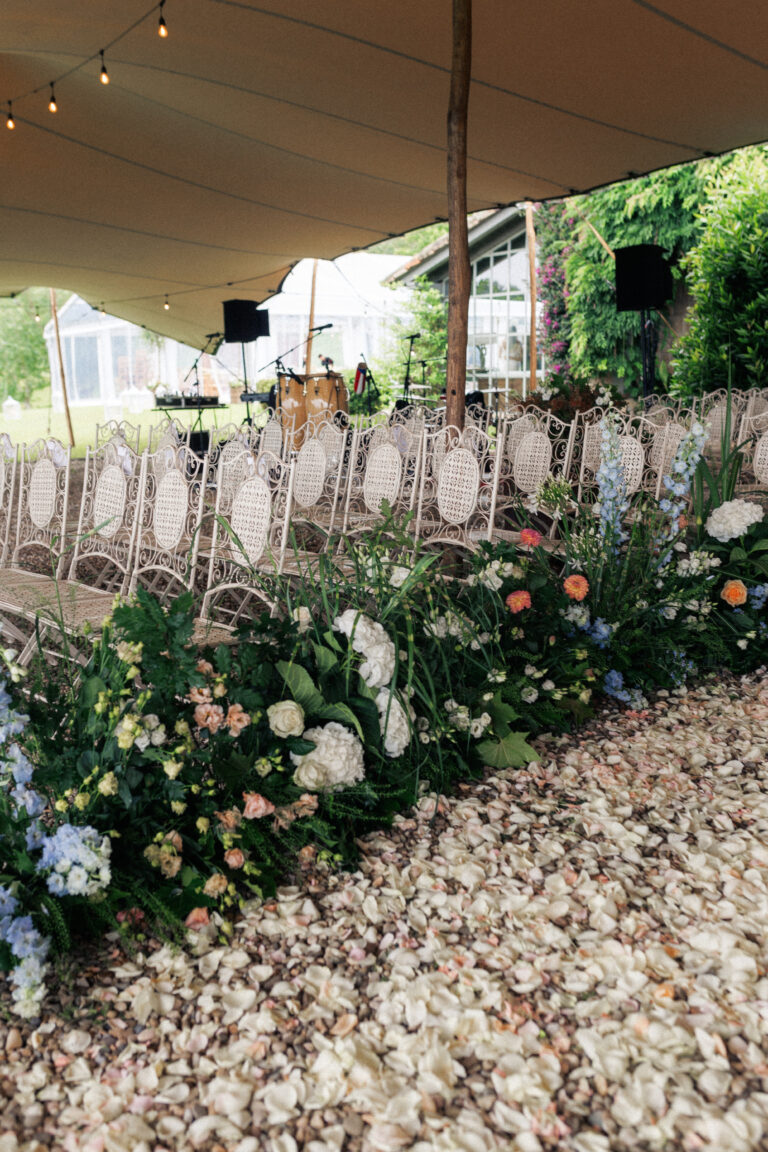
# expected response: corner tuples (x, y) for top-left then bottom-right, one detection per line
(375, 689), (411, 758)
(267, 700), (305, 738)
(290, 722), (365, 791)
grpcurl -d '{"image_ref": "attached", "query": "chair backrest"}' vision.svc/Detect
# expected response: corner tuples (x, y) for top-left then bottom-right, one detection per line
(414, 424), (497, 550)
(12, 438), (70, 577)
(148, 417), (190, 454)
(201, 450), (291, 628)
(94, 420), (141, 453)
(69, 442), (145, 595)
(130, 443), (209, 599)
(0, 435), (18, 568)
(341, 423), (422, 536)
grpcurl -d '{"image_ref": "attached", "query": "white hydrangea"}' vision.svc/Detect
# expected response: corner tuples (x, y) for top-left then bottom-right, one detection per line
(333, 609), (396, 689)
(375, 689), (412, 758)
(705, 499), (764, 543)
(290, 721), (365, 791)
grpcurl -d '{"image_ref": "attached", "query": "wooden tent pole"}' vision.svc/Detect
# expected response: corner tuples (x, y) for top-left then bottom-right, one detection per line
(305, 258), (319, 374)
(49, 288), (75, 448)
(445, 0), (472, 431)
(525, 202), (538, 397)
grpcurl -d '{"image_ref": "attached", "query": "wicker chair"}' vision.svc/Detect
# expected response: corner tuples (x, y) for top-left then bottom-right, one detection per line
(129, 442), (209, 603)
(94, 419), (141, 452)
(197, 449), (291, 637)
(0, 434), (18, 568)
(413, 424), (498, 552)
(0, 441), (146, 666)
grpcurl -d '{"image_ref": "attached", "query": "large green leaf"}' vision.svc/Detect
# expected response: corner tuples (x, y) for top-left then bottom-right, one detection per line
(276, 661), (324, 714)
(476, 731), (538, 769)
(312, 642), (339, 676)
(317, 701), (363, 740)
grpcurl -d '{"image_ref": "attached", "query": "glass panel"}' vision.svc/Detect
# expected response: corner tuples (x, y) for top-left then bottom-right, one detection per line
(73, 336), (99, 401)
(111, 332), (132, 395)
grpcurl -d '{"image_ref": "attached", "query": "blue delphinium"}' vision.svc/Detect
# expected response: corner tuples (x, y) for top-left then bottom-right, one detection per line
(37, 824), (111, 898)
(596, 416), (629, 544)
(657, 421), (707, 561)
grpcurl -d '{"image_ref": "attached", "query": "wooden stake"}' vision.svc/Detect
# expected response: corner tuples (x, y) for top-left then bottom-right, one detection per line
(445, 0), (471, 431)
(525, 202), (538, 397)
(49, 288), (75, 448)
(305, 258), (319, 374)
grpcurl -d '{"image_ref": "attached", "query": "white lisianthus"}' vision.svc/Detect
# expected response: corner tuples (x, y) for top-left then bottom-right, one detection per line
(292, 606), (312, 633)
(290, 722), (365, 791)
(267, 700), (305, 738)
(521, 686), (539, 704)
(163, 759), (183, 780)
(375, 689), (411, 758)
(389, 566), (411, 589)
(97, 771), (119, 797)
(705, 499), (764, 543)
(333, 609), (396, 688)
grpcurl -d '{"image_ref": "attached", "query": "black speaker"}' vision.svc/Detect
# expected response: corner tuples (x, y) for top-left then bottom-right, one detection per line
(615, 245), (673, 312)
(222, 299), (270, 343)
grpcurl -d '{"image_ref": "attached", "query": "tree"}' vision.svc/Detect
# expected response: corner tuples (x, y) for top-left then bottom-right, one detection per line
(363, 277), (447, 413)
(673, 147), (768, 395)
(0, 288), (53, 404)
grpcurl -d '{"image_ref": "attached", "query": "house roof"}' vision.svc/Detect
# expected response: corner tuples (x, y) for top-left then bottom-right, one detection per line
(2, 1), (768, 345)
(388, 207), (526, 283)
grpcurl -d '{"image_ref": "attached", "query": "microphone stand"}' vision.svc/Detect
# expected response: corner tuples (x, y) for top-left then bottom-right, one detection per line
(402, 334), (419, 401)
(359, 354), (379, 417)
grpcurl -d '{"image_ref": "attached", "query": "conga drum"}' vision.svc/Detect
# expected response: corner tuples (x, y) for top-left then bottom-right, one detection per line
(277, 374), (308, 448)
(304, 373), (349, 425)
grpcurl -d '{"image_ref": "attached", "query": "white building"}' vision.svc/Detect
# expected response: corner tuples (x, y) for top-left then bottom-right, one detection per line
(44, 254), (408, 412)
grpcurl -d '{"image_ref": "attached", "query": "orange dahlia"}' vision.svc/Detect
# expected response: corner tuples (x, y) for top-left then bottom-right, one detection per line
(563, 574), (589, 601)
(506, 589), (532, 614)
(721, 579), (747, 607)
(519, 528), (543, 548)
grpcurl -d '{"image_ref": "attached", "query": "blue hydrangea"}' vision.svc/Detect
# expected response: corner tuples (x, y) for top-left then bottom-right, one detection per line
(587, 617), (614, 649)
(37, 824), (111, 897)
(748, 584), (768, 610)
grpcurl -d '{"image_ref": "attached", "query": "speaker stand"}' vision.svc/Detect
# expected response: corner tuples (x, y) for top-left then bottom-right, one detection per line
(241, 343), (252, 427)
(639, 309), (658, 402)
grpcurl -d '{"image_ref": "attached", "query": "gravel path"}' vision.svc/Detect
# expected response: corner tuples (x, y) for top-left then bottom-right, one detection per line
(2, 672), (768, 1152)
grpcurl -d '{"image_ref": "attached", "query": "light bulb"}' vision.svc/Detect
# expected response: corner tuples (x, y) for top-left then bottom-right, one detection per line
(100, 52), (110, 85)
(163, 295), (170, 311)
(6, 103), (15, 130)
(48, 84), (57, 113)
(34, 311), (41, 323)
(158, 16), (168, 37)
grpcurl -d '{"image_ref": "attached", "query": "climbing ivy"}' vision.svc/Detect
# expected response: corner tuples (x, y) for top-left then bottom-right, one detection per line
(672, 147), (768, 396)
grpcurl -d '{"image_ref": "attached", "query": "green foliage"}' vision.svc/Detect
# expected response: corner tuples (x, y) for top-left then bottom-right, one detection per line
(368, 222), (449, 257)
(0, 288), (57, 404)
(673, 147), (768, 395)
(365, 277), (447, 410)
(565, 163), (708, 394)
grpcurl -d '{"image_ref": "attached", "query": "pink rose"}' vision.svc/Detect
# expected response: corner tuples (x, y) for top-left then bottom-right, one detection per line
(224, 848), (245, 870)
(194, 703), (225, 732)
(226, 703), (251, 737)
(184, 907), (210, 930)
(242, 792), (275, 819)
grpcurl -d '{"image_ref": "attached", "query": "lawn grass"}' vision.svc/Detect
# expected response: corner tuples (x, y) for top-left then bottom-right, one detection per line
(0, 398), (261, 458)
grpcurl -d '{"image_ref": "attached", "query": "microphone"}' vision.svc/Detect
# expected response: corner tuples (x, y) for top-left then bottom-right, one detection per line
(205, 332), (221, 339)
(405, 333), (421, 340)
(310, 322), (333, 332)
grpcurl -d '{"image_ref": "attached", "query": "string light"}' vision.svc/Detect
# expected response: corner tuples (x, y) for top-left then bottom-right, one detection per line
(100, 302), (106, 315)
(158, 1), (168, 38)
(99, 51), (110, 85)
(48, 84), (57, 113)
(163, 295), (170, 310)
(34, 310), (41, 323)
(6, 102), (14, 130)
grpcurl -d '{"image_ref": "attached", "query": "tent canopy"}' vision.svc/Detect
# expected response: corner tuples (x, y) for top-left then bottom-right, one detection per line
(3, 0), (767, 346)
